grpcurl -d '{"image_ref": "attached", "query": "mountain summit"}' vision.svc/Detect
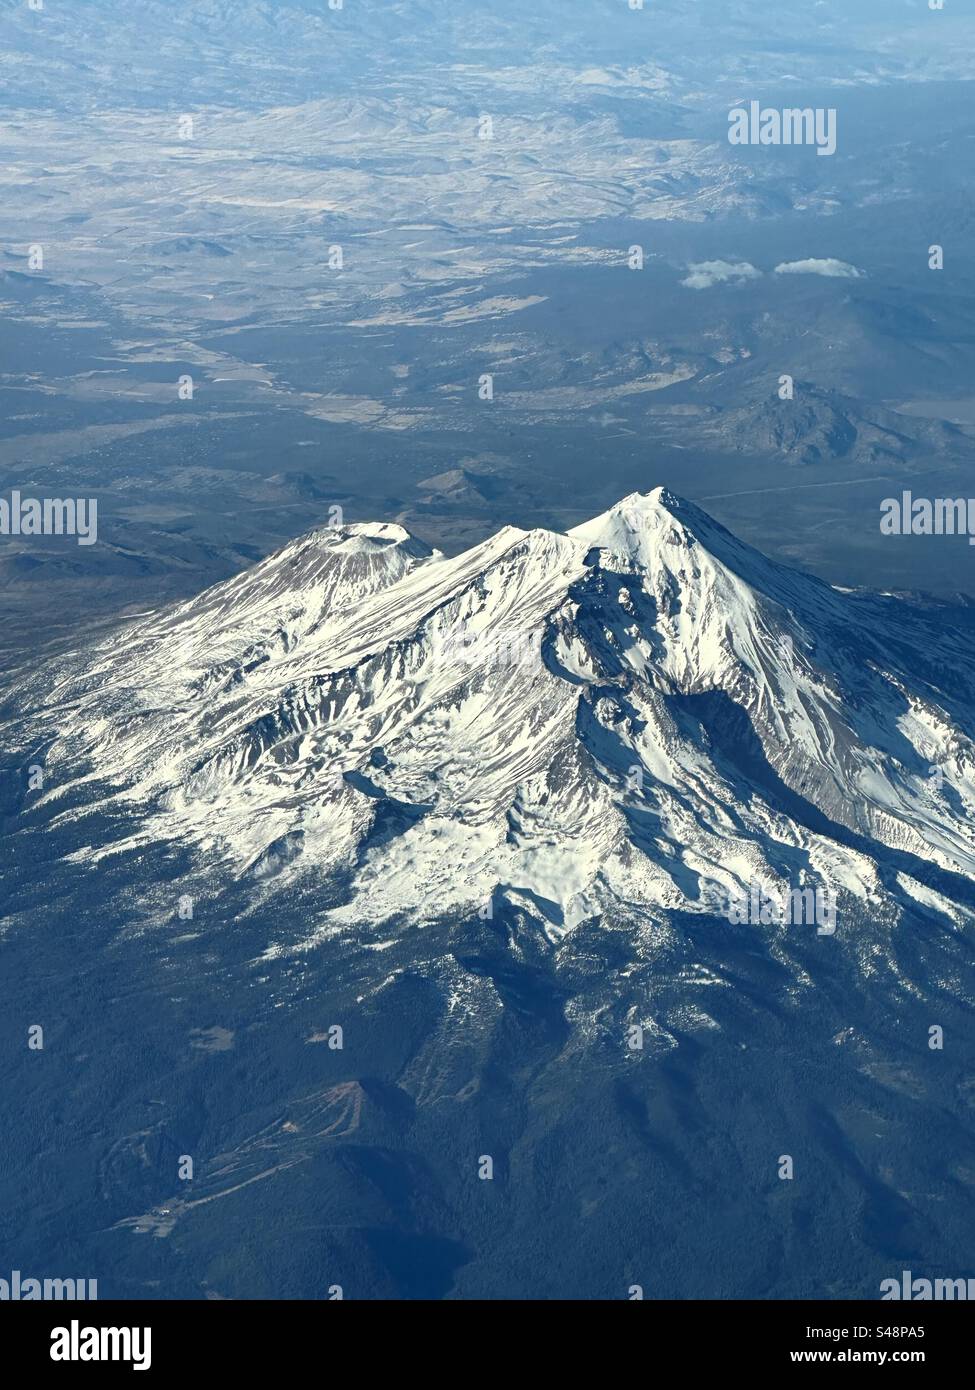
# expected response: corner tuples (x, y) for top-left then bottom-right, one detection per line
(10, 490), (975, 954)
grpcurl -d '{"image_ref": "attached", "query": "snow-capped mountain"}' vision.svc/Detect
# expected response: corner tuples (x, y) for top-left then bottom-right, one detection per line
(5, 487), (975, 1303)
(11, 488), (975, 953)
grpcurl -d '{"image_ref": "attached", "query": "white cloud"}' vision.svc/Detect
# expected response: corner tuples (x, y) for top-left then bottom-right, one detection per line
(681, 259), (762, 290)
(774, 258), (863, 279)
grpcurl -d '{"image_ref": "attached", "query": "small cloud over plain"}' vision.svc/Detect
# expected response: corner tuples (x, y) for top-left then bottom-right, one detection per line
(774, 258), (863, 279)
(681, 260), (762, 290)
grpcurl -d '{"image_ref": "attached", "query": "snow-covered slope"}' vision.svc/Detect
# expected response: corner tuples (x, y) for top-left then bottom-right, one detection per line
(12, 489), (975, 947)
